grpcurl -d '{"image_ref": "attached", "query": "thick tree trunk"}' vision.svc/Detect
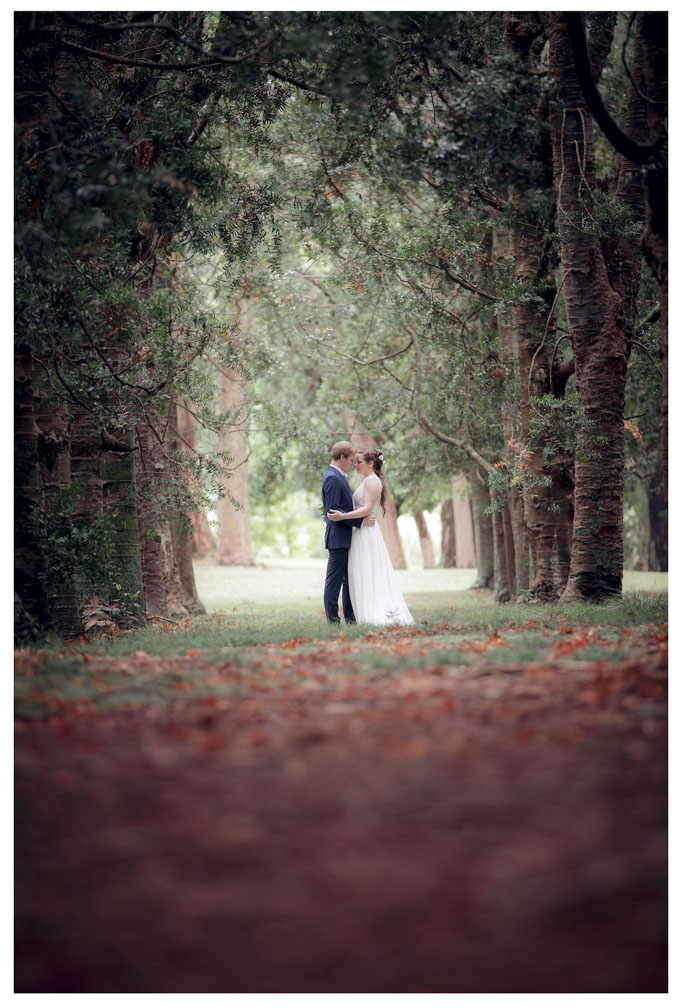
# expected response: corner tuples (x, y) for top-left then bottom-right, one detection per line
(646, 481), (667, 572)
(492, 507), (511, 604)
(439, 497), (457, 567)
(639, 13), (668, 562)
(171, 519), (206, 614)
(493, 224), (530, 596)
(451, 474), (476, 568)
(502, 499), (517, 602)
(507, 488), (529, 597)
(344, 410), (407, 569)
(14, 347), (47, 632)
(101, 436), (145, 605)
(36, 394), (81, 637)
(176, 400), (216, 558)
(504, 12), (576, 603)
(550, 13), (629, 602)
(413, 509), (436, 568)
(471, 474), (494, 589)
(168, 399), (206, 614)
(135, 423), (187, 619)
(216, 367), (255, 566)
(70, 403), (106, 600)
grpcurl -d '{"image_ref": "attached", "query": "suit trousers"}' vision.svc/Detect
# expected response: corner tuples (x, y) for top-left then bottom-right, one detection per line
(324, 547), (356, 624)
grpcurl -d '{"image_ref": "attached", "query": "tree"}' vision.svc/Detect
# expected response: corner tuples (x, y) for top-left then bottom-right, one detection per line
(549, 12), (648, 602)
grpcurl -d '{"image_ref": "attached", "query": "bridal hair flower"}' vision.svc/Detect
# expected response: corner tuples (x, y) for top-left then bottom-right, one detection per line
(377, 453), (384, 463)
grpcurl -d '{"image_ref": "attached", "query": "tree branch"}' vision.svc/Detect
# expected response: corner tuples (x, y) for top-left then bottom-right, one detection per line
(564, 12), (665, 164)
(309, 335), (413, 366)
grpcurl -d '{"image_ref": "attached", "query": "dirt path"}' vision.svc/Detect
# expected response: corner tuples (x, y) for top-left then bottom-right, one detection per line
(15, 639), (667, 992)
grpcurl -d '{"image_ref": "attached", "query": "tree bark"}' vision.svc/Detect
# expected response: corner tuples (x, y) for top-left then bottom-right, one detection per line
(413, 509), (436, 568)
(492, 507), (511, 603)
(14, 347), (47, 631)
(36, 394), (82, 637)
(502, 499), (517, 602)
(176, 399), (216, 558)
(216, 315), (255, 566)
(101, 437), (145, 604)
(550, 13), (628, 602)
(344, 410), (407, 569)
(439, 497), (457, 567)
(168, 399), (206, 614)
(646, 481), (667, 572)
(504, 11), (576, 602)
(451, 474), (476, 568)
(70, 402), (106, 601)
(471, 474), (494, 589)
(492, 224), (530, 597)
(638, 13), (668, 566)
(514, 224), (576, 601)
(134, 423), (186, 618)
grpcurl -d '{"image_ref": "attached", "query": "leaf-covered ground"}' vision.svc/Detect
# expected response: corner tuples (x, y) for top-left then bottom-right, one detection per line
(15, 588), (667, 993)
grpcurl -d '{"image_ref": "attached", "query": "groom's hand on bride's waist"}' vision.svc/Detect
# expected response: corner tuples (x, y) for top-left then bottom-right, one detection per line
(362, 515), (376, 526)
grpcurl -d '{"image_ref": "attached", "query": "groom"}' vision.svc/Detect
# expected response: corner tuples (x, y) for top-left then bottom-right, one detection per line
(322, 441), (375, 624)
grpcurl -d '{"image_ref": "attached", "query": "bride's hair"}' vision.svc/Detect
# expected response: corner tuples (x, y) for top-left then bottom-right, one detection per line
(359, 449), (386, 514)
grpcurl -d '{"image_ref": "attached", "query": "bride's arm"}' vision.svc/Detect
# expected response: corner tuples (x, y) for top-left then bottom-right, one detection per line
(327, 477), (379, 521)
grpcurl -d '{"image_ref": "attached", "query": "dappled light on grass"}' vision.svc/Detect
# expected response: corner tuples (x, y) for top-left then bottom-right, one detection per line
(15, 574), (666, 992)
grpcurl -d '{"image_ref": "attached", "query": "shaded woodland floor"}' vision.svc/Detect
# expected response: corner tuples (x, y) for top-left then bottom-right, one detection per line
(15, 575), (667, 993)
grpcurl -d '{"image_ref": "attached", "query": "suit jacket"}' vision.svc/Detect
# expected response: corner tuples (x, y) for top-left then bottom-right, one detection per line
(322, 465), (363, 550)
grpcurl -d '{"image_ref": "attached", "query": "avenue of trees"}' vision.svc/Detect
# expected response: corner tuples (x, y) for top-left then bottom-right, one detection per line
(14, 11), (667, 639)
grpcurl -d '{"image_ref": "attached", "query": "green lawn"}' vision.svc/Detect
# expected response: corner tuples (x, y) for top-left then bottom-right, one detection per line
(194, 560), (667, 618)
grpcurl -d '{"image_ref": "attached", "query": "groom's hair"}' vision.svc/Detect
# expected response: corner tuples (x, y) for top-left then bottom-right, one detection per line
(331, 440), (355, 460)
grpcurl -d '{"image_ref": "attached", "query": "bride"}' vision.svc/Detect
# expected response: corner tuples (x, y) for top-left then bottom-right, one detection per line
(327, 449), (414, 626)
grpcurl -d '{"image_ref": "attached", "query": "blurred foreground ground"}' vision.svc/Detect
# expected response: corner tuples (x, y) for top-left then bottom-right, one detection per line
(15, 569), (667, 992)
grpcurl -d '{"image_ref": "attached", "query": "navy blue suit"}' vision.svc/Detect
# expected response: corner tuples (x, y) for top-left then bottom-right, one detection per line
(321, 465), (363, 623)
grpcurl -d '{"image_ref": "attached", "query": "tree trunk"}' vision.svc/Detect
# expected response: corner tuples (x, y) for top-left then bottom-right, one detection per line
(646, 481), (667, 572)
(639, 13), (668, 568)
(344, 410), (407, 569)
(502, 499), (517, 602)
(177, 400), (216, 558)
(171, 519), (206, 614)
(439, 497), (457, 567)
(70, 403), (106, 600)
(134, 423), (187, 619)
(414, 509), (436, 568)
(192, 508), (217, 558)
(471, 474), (494, 589)
(514, 224), (576, 601)
(492, 224), (530, 596)
(168, 399), (206, 614)
(36, 394), (81, 637)
(451, 474), (476, 568)
(507, 488), (529, 597)
(14, 347), (47, 632)
(101, 435), (145, 605)
(504, 12), (577, 603)
(550, 13), (629, 602)
(492, 507), (511, 604)
(216, 353), (255, 566)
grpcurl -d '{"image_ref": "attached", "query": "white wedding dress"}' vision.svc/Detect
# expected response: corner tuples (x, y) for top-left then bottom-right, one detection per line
(348, 474), (415, 626)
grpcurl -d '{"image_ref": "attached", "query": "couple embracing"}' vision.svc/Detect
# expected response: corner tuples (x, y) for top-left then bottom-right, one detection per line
(321, 441), (414, 627)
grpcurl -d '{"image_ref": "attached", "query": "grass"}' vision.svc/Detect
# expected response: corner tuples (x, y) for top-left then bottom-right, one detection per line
(20, 564), (667, 661)
(14, 564), (667, 719)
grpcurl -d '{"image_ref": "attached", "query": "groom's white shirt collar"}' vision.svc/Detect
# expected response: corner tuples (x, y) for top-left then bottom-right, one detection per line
(329, 462), (347, 478)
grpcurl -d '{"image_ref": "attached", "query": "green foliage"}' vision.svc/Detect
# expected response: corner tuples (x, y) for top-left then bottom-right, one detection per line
(28, 483), (116, 596)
